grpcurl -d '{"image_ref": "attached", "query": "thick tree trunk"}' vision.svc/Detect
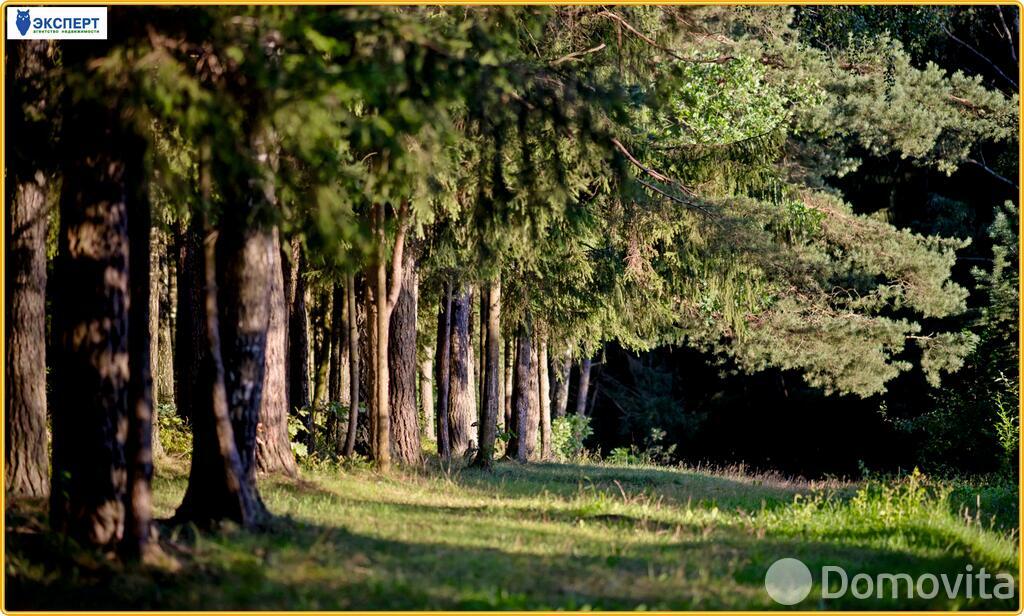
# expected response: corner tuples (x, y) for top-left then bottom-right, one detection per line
(174, 220), (204, 423)
(215, 224), (273, 516)
(50, 94), (130, 547)
(343, 273), (360, 458)
(520, 340), (541, 462)
(538, 338), (552, 461)
(420, 351), (434, 441)
(434, 284), (453, 460)
(256, 228), (297, 477)
(175, 219), (263, 528)
(510, 322), (533, 462)
(473, 280), (501, 468)
(5, 40), (52, 499)
(448, 287), (475, 457)
(287, 237), (311, 442)
(553, 349), (571, 419)
(388, 250), (420, 465)
(124, 147), (155, 559)
(575, 358), (592, 416)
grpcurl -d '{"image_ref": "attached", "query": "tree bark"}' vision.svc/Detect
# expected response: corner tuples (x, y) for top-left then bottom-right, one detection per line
(510, 322), (534, 462)
(124, 143), (155, 559)
(148, 229), (164, 459)
(388, 249), (420, 465)
(473, 279), (501, 468)
(5, 40), (52, 499)
(256, 228), (297, 477)
(448, 287), (476, 457)
(539, 337), (552, 461)
(503, 338), (514, 433)
(328, 282), (348, 454)
(343, 273), (360, 458)
(370, 202), (408, 471)
(175, 219), (262, 528)
(174, 220), (204, 423)
(215, 223), (274, 515)
(521, 340), (541, 462)
(155, 232), (175, 407)
(312, 287), (332, 408)
(420, 350), (435, 441)
(287, 237), (311, 440)
(434, 283), (453, 460)
(553, 349), (571, 419)
(50, 93), (130, 547)
(575, 358), (592, 416)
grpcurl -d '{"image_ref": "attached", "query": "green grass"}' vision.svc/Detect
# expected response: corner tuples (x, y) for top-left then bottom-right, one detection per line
(6, 458), (1020, 610)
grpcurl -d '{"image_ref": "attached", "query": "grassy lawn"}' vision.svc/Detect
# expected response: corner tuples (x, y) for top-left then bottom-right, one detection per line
(6, 457), (1020, 610)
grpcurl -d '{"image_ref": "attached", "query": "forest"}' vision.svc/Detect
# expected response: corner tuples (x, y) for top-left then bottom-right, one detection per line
(4, 4), (1020, 610)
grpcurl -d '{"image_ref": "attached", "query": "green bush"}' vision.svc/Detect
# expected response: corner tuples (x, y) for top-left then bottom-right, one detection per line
(551, 415), (592, 461)
(156, 404), (191, 456)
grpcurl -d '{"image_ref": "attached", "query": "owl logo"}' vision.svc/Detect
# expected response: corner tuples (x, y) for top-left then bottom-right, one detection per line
(15, 9), (30, 36)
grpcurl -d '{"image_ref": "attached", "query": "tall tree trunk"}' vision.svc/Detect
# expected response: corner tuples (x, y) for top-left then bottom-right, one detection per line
(420, 350), (435, 441)
(215, 223), (273, 517)
(388, 250), (420, 465)
(473, 279), (501, 468)
(553, 349), (571, 419)
(575, 358), (592, 416)
(312, 288), (332, 407)
(434, 283), (453, 460)
(50, 93), (130, 547)
(538, 337), (552, 461)
(370, 202), (409, 470)
(256, 228), (297, 477)
(343, 273), (360, 458)
(466, 287), (477, 429)
(448, 287), (475, 457)
(155, 233), (175, 407)
(174, 220), (204, 423)
(148, 229), (164, 459)
(503, 338), (514, 433)
(478, 291), (487, 416)
(510, 322), (532, 462)
(124, 143), (155, 559)
(205, 124), (279, 519)
(5, 40), (52, 499)
(520, 340), (541, 463)
(328, 282), (348, 454)
(175, 217), (262, 528)
(287, 237), (311, 441)
(363, 277), (377, 454)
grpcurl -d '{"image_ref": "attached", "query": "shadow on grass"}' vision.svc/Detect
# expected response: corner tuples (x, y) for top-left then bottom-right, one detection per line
(446, 461), (813, 511)
(6, 477), (1018, 611)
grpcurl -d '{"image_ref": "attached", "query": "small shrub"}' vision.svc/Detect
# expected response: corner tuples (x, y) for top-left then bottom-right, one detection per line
(551, 415), (592, 461)
(156, 404), (191, 456)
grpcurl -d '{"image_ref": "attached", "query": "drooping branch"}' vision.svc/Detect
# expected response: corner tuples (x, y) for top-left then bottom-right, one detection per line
(941, 23), (1018, 90)
(596, 10), (735, 65)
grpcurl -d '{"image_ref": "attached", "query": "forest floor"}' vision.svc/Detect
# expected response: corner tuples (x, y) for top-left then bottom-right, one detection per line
(5, 454), (1020, 610)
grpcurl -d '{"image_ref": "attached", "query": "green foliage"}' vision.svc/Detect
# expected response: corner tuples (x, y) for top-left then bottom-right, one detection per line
(550, 415), (593, 462)
(156, 405), (192, 456)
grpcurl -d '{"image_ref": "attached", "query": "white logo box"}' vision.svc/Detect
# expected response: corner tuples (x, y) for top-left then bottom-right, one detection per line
(7, 6), (107, 40)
